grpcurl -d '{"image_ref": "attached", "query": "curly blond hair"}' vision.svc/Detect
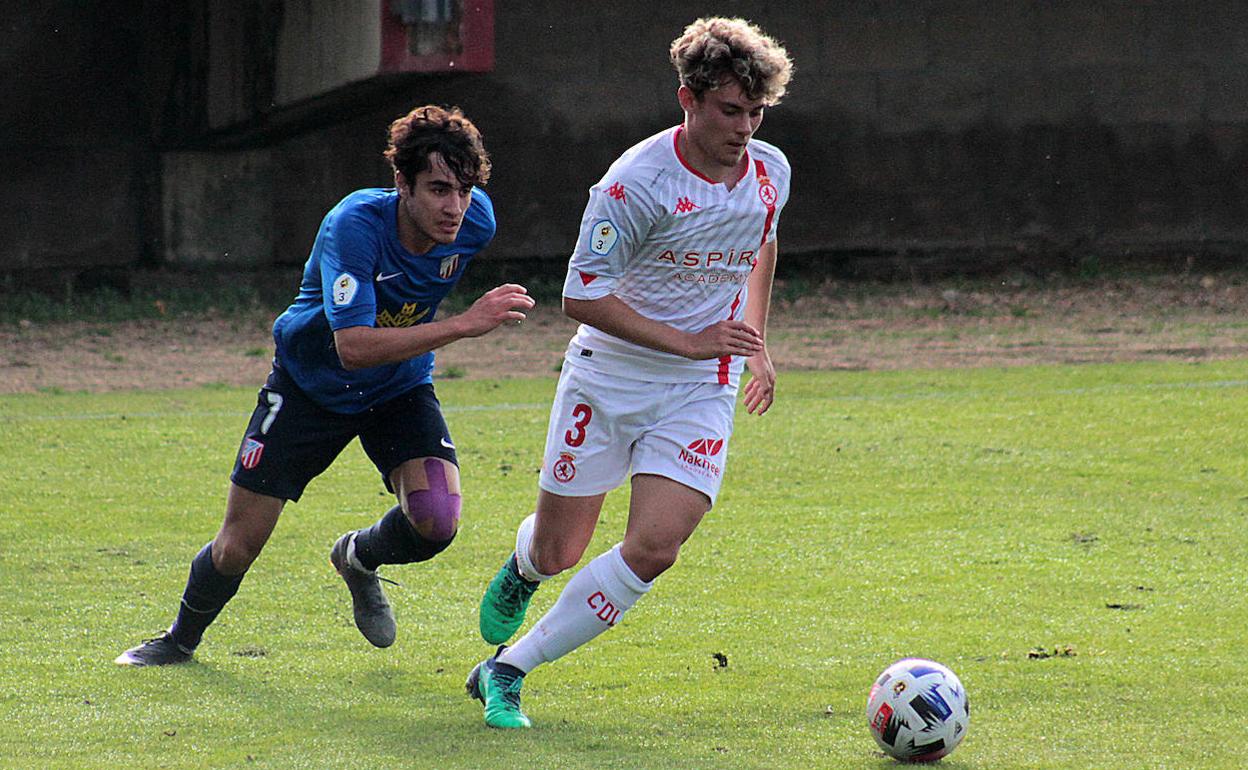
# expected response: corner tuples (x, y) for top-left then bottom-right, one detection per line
(669, 17), (793, 105)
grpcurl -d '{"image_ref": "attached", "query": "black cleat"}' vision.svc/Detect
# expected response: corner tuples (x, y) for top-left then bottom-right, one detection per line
(330, 531), (397, 648)
(114, 631), (193, 666)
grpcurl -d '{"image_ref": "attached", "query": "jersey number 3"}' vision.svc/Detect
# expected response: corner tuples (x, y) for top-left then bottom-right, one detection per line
(564, 403), (593, 447)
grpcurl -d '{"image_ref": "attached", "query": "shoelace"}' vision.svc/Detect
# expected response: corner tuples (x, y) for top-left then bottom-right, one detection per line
(495, 671), (525, 707)
(498, 570), (534, 605)
(352, 565), (400, 589)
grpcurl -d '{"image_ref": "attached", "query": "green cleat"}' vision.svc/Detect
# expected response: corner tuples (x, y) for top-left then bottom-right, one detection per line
(478, 553), (540, 645)
(466, 646), (532, 729)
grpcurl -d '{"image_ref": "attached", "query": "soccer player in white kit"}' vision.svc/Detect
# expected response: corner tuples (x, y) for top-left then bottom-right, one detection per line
(467, 17), (793, 728)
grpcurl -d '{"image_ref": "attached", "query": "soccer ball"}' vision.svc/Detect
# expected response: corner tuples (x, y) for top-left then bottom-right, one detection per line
(866, 658), (969, 762)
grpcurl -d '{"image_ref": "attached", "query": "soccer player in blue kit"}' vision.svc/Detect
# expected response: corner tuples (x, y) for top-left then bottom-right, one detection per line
(116, 105), (534, 665)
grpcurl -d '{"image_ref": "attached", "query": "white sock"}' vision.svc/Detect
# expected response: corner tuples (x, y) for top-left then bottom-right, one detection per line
(514, 513), (556, 582)
(499, 543), (651, 674)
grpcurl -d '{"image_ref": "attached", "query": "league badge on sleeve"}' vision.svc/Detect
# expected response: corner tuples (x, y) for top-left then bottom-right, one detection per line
(589, 220), (619, 256)
(332, 273), (358, 306)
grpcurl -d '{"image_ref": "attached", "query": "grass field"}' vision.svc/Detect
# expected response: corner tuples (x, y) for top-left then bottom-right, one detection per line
(2, 361), (1245, 768)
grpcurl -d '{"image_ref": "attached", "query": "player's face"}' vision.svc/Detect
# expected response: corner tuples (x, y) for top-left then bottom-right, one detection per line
(396, 153), (474, 253)
(680, 79), (766, 175)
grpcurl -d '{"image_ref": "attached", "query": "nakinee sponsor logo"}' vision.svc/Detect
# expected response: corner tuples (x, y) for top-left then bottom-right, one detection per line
(678, 438), (723, 477)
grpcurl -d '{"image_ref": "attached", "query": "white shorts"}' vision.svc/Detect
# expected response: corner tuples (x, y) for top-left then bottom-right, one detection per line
(537, 361), (738, 505)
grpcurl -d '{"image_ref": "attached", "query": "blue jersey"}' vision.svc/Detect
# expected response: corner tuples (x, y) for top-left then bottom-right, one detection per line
(272, 187), (495, 414)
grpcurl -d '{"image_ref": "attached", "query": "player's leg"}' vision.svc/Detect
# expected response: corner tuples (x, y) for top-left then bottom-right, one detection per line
(116, 367), (352, 666)
(469, 490), (604, 728)
(478, 489), (605, 645)
(334, 383), (459, 647)
(478, 362), (634, 645)
(471, 477), (705, 728)
(331, 457), (459, 647)
(115, 485), (285, 666)
(501, 476), (705, 670)
(469, 380), (733, 725)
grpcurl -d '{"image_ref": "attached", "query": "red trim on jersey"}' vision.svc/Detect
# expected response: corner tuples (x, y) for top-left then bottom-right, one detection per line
(579, 271), (598, 286)
(716, 291), (744, 385)
(673, 127), (751, 186)
(755, 158), (777, 246)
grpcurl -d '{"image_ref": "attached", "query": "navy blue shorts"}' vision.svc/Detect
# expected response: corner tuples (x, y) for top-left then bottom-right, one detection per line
(230, 366), (457, 502)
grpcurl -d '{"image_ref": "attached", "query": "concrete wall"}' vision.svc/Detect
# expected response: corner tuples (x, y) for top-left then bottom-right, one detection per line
(5, 1), (1248, 283)
(0, 3), (156, 283)
(272, 0), (381, 110)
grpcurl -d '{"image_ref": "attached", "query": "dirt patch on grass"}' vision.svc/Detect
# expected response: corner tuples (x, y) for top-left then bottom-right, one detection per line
(2, 272), (1245, 395)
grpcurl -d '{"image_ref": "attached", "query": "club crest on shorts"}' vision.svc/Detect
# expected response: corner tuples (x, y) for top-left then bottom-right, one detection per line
(239, 438), (265, 470)
(552, 452), (577, 483)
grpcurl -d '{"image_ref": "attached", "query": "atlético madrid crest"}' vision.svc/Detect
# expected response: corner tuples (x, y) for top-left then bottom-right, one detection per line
(239, 438), (264, 470)
(439, 254), (460, 279)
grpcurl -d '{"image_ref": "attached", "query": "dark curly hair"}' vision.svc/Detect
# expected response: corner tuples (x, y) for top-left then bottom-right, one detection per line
(670, 17), (793, 105)
(384, 105), (491, 189)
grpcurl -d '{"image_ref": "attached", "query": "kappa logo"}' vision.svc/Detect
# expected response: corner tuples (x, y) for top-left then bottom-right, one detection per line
(606, 182), (627, 203)
(686, 438), (724, 457)
(239, 438), (264, 470)
(673, 196), (700, 214)
(439, 254), (460, 279)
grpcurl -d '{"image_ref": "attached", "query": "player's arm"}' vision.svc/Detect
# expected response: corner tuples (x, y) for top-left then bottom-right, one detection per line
(742, 239), (778, 414)
(334, 284), (533, 370)
(563, 294), (762, 361)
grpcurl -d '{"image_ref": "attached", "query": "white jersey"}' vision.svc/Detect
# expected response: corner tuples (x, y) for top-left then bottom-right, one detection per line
(561, 125), (791, 385)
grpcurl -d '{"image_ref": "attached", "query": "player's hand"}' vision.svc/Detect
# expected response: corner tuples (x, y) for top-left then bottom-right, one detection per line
(684, 320), (764, 360)
(743, 349), (776, 415)
(454, 284), (535, 337)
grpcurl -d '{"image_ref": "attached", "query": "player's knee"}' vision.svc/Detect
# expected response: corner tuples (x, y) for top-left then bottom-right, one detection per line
(530, 539), (584, 576)
(212, 534), (263, 575)
(621, 541), (680, 582)
(404, 484), (459, 544)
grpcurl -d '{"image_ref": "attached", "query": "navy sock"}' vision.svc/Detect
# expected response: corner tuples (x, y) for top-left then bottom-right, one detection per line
(353, 505), (456, 571)
(168, 542), (245, 651)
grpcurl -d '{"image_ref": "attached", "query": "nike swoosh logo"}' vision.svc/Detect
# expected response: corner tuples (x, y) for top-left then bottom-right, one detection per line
(440, 437), (455, 450)
(376, 272), (402, 282)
